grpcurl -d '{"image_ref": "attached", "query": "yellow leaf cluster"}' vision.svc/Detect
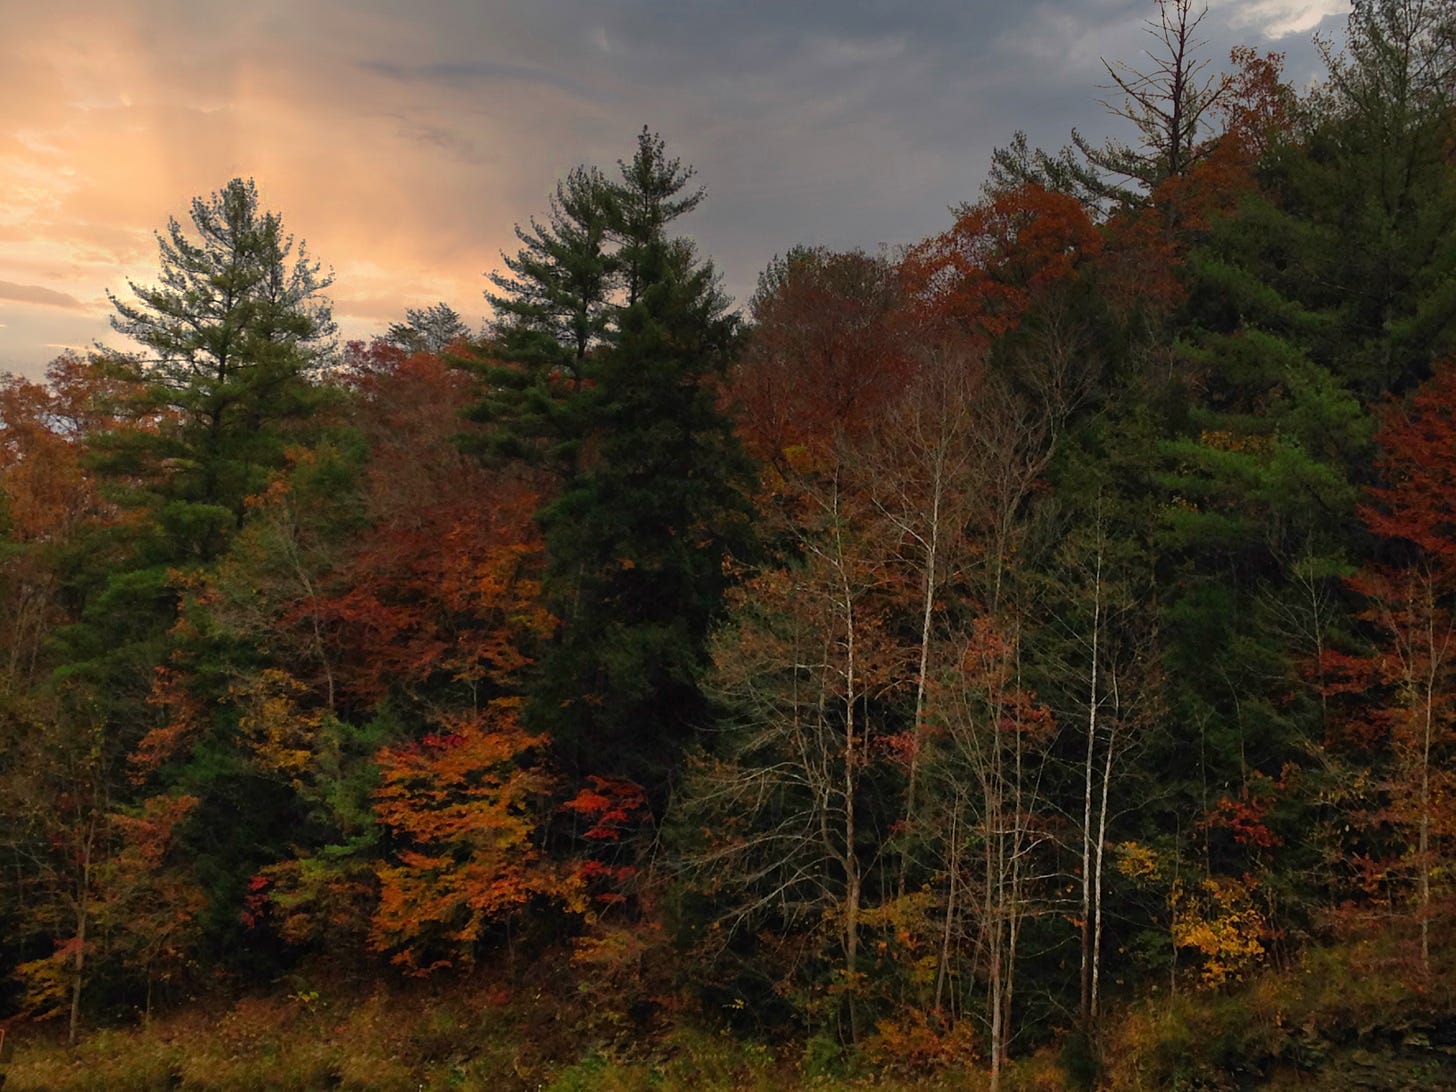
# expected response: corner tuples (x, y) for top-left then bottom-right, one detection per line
(231, 669), (322, 788)
(1170, 875), (1267, 989)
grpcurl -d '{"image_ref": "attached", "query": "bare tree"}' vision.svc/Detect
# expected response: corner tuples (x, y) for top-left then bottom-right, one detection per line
(989, 0), (1233, 212)
(680, 463), (907, 1047)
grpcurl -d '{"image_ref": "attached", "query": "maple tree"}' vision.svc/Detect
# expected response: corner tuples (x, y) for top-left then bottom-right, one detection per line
(1322, 360), (1456, 975)
(900, 183), (1102, 349)
(314, 344), (551, 711)
(0, 357), (117, 685)
(371, 705), (576, 972)
(0, 695), (109, 1046)
(733, 246), (915, 471)
(213, 343), (558, 959)
(93, 793), (206, 1018)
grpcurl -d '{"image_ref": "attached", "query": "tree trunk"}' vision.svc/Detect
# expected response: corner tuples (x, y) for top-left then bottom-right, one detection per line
(1080, 550), (1102, 1028)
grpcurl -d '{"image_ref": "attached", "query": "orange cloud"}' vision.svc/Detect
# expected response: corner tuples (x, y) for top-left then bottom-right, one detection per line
(0, 282), (85, 309)
(0, 2), (552, 376)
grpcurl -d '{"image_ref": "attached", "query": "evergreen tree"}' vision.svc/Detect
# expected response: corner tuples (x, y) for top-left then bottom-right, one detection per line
(1305, 0), (1456, 396)
(56, 179), (335, 709)
(479, 130), (756, 794)
(46, 180), (338, 970)
(537, 234), (754, 789)
(465, 165), (615, 469)
(96, 177), (336, 564)
(383, 302), (470, 354)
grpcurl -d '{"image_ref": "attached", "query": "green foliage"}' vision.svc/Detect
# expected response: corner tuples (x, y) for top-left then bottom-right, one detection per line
(536, 236), (755, 785)
(384, 302), (471, 355)
(478, 131), (756, 791)
(97, 177), (336, 549)
(11, 11), (1456, 1084)
(54, 179), (338, 741)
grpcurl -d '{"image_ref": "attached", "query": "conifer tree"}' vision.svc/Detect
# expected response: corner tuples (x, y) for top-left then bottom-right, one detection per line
(542, 135), (753, 791)
(479, 130), (755, 793)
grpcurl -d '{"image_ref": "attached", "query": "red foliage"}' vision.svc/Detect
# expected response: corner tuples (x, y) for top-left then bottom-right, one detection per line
(1318, 361), (1456, 940)
(241, 873), (272, 930)
(1199, 791), (1283, 850)
(312, 347), (555, 707)
(562, 775), (651, 841)
(1217, 47), (1295, 164)
(562, 776), (652, 907)
(900, 183), (1102, 343)
(732, 248), (916, 469)
(1363, 362), (1456, 572)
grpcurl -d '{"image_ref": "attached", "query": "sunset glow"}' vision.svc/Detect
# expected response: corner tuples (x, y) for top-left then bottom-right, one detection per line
(2, 0), (1347, 378)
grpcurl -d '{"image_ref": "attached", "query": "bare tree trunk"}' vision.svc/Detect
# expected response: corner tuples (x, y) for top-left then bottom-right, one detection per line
(934, 797), (959, 1016)
(1420, 660), (1435, 978)
(1092, 675), (1120, 1027)
(1080, 548), (1102, 1028)
(67, 820), (95, 1049)
(901, 474), (941, 896)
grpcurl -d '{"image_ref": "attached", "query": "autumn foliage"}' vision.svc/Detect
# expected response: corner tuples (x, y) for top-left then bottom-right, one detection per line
(371, 706), (575, 972)
(8, 24), (1456, 1088)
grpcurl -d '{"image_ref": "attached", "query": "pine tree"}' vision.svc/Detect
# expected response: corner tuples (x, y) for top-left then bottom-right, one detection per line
(464, 166), (615, 469)
(96, 177), (336, 563)
(479, 130), (756, 794)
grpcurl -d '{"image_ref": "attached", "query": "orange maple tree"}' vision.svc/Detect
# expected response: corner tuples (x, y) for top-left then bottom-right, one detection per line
(370, 705), (579, 972)
(900, 183), (1102, 345)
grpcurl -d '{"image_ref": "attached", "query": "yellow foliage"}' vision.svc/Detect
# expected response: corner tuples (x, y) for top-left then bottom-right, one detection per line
(230, 669), (321, 788)
(14, 944), (74, 1021)
(1115, 840), (1164, 882)
(863, 1007), (980, 1075)
(1199, 429), (1274, 454)
(1171, 875), (1267, 989)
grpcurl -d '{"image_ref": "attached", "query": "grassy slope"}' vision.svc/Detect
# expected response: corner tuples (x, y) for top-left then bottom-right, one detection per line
(4, 935), (1454, 1090)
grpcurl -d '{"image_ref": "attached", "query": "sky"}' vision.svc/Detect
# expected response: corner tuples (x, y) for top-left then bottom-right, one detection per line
(1, 0), (1352, 380)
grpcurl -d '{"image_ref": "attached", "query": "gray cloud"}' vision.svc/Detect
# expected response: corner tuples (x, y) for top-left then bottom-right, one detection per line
(360, 59), (596, 100)
(0, 282), (85, 309)
(2, 0), (1355, 378)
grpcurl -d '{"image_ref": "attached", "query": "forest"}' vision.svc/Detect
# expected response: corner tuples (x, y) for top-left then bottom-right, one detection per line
(2, 1), (1456, 1088)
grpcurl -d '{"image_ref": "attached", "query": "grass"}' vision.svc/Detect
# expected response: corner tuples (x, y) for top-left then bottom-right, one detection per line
(6, 929), (1453, 1089)
(3, 981), (1063, 1091)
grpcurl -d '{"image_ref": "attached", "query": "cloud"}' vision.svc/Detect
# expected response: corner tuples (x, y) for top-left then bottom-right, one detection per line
(0, 281), (85, 309)
(0, 0), (1349, 380)
(1229, 0), (1348, 38)
(360, 59), (593, 99)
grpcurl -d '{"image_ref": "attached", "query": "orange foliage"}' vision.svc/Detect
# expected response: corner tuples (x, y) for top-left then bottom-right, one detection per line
(315, 347), (554, 707)
(900, 183), (1101, 342)
(0, 357), (119, 680)
(131, 664), (207, 778)
(1096, 55), (1277, 322)
(370, 704), (579, 972)
(864, 1007), (981, 1075)
(100, 793), (207, 988)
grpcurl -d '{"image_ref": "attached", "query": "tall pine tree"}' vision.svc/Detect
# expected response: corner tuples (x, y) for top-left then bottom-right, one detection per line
(480, 130), (756, 796)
